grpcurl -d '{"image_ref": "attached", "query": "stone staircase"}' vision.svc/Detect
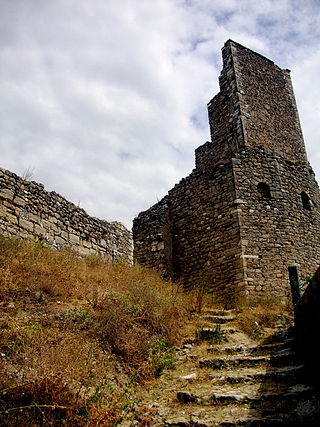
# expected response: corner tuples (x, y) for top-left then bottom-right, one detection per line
(137, 309), (320, 426)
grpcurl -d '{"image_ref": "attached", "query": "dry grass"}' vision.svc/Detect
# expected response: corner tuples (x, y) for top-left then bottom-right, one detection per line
(0, 236), (190, 425)
(235, 297), (294, 339)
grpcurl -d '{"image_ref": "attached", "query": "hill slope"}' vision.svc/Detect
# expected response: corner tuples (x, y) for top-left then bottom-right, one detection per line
(0, 236), (188, 425)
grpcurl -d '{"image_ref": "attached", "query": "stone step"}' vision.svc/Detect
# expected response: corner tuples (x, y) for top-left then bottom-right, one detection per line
(195, 324), (241, 342)
(165, 415), (319, 426)
(262, 328), (294, 345)
(199, 355), (267, 370)
(165, 389), (320, 426)
(202, 315), (237, 324)
(164, 414), (291, 427)
(199, 349), (297, 370)
(201, 309), (235, 317)
(269, 350), (298, 367)
(176, 383), (314, 406)
(207, 339), (294, 357)
(209, 364), (305, 385)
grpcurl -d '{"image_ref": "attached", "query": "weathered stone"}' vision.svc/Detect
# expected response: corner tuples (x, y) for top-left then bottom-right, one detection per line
(177, 391), (197, 403)
(13, 196), (25, 207)
(179, 373), (197, 380)
(34, 224), (46, 236)
(69, 233), (80, 245)
(165, 417), (189, 426)
(19, 219), (34, 232)
(133, 40), (320, 305)
(0, 167), (132, 262)
(0, 189), (14, 201)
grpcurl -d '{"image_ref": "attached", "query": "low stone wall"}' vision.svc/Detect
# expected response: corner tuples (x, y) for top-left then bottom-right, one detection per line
(295, 267), (320, 385)
(0, 168), (133, 262)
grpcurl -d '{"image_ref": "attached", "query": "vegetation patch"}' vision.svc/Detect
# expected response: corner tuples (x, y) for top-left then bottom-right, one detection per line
(235, 297), (293, 340)
(196, 323), (224, 343)
(0, 236), (190, 425)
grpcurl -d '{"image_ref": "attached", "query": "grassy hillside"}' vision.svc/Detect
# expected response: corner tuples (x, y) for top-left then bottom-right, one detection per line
(0, 236), (190, 426)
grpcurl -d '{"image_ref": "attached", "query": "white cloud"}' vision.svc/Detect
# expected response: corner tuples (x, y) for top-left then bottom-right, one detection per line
(1, 0), (320, 228)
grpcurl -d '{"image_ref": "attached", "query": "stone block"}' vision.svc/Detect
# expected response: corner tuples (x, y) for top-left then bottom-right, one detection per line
(0, 189), (14, 201)
(13, 196), (25, 206)
(54, 236), (66, 245)
(34, 224), (46, 236)
(19, 219), (34, 232)
(69, 233), (80, 245)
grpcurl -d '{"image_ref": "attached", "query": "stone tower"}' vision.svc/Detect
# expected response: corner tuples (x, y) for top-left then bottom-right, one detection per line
(133, 40), (320, 304)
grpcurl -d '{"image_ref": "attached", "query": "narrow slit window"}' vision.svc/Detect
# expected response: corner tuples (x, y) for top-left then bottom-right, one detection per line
(257, 182), (271, 200)
(301, 191), (312, 211)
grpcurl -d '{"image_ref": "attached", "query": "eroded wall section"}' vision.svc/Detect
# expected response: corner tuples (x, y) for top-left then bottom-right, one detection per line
(0, 168), (133, 262)
(233, 148), (320, 299)
(133, 40), (320, 303)
(133, 164), (247, 303)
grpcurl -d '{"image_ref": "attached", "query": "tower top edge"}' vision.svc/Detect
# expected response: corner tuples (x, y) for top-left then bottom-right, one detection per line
(223, 39), (276, 67)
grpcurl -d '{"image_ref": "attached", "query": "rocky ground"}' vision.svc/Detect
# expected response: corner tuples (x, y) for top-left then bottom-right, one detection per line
(130, 308), (320, 426)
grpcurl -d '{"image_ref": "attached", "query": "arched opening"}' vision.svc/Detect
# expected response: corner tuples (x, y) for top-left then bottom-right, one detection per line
(257, 182), (271, 200)
(301, 191), (312, 211)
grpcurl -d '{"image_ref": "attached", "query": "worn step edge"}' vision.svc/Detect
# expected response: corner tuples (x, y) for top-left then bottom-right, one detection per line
(164, 404), (320, 427)
(200, 309), (235, 317)
(262, 328), (294, 344)
(199, 355), (269, 369)
(209, 364), (304, 385)
(202, 315), (237, 324)
(207, 339), (295, 356)
(176, 384), (314, 407)
(210, 385), (313, 404)
(199, 351), (297, 370)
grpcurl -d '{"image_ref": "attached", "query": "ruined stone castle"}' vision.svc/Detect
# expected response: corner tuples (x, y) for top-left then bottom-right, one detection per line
(133, 40), (320, 303)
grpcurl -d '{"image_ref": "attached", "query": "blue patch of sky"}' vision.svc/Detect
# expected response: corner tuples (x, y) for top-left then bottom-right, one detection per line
(190, 114), (203, 129)
(118, 151), (134, 160)
(256, 15), (276, 30)
(189, 37), (210, 52)
(214, 11), (235, 26)
(173, 37), (210, 58)
(179, 0), (194, 8)
(190, 108), (208, 130)
(255, 15), (280, 44)
(169, 144), (183, 155)
(256, 13), (319, 47)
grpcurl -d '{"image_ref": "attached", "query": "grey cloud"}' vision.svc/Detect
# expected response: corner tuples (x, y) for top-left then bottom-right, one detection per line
(1, 0), (320, 228)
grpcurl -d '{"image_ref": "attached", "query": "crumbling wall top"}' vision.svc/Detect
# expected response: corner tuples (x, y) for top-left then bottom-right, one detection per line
(202, 39), (307, 170)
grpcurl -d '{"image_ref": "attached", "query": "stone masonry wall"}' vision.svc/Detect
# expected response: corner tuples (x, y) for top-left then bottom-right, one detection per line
(233, 148), (320, 299)
(134, 163), (247, 304)
(233, 42), (307, 163)
(197, 41), (307, 170)
(295, 266), (320, 385)
(133, 40), (320, 304)
(198, 42), (246, 169)
(0, 168), (133, 262)
(133, 196), (172, 278)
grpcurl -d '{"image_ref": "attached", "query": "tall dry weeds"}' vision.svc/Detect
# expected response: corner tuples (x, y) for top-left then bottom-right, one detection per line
(0, 236), (190, 425)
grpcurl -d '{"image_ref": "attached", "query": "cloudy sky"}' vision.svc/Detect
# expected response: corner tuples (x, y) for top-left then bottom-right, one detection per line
(1, 0), (320, 229)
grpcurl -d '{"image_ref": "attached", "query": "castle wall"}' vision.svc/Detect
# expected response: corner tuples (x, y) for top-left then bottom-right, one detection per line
(0, 168), (133, 262)
(233, 148), (320, 299)
(232, 42), (307, 163)
(200, 41), (308, 171)
(133, 164), (247, 304)
(295, 266), (320, 385)
(133, 196), (172, 278)
(133, 40), (320, 304)
(198, 42), (246, 169)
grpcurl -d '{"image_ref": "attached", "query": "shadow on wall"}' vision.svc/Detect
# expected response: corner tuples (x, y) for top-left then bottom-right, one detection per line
(294, 266), (320, 387)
